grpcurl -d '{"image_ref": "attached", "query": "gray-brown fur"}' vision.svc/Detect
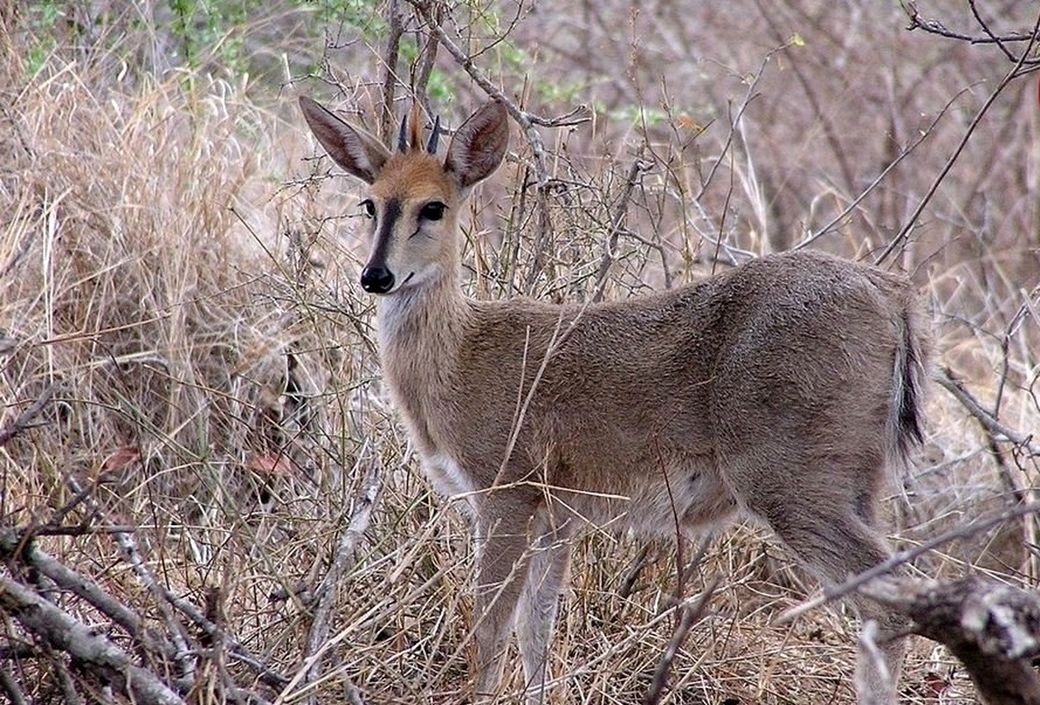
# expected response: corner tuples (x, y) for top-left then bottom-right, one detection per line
(300, 95), (930, 704)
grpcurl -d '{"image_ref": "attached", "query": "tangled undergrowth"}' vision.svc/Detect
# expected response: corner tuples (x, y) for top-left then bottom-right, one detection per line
(2, 2), (1038, 703)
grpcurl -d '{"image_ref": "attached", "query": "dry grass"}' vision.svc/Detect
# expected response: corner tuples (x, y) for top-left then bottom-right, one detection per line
(1, 2), (1038, 704)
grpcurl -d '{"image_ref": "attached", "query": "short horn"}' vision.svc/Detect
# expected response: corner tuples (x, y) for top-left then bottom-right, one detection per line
(397, 112), (408, 152)
(426, 115), (441, 154)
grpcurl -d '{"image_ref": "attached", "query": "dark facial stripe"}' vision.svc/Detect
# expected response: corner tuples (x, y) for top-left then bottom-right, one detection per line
(367, 197), (401, 269)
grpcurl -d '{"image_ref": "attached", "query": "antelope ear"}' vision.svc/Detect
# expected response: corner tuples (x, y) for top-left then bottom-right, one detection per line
(444, 101), (509, 189)
(299, 96), (390, 184)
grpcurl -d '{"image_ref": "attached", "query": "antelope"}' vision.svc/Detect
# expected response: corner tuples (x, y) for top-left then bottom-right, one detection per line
(299, 95), (929, 705)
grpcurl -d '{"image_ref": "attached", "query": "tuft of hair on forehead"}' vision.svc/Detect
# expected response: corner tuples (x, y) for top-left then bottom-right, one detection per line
(398, 102), (434, 154)
(408, 103), (423, 152)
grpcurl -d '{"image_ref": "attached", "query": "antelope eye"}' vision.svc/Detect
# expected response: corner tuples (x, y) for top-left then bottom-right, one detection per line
(360, 199), (376, 218)
(419, 201), (446, 221)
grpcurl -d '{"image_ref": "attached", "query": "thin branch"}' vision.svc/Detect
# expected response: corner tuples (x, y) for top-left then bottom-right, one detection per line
(302, 463), (380, 703)
(796, 88), (966, 250)
(968, 0), (1016, 62)
(0, 528), (177, 664)
(0, 667), (29, 705)
(411, 1), (441, 119)
(62, 474), (196, 688)
(903, 1), (1040, 51)
(0, 383), (57, 447)
(591, 150), (649, 303)
(405, 0), (590, 292)
(378, 0), (406, 143)
(642, 582), (717, 705)
(936, 367), (1040, 457)
(780, 500), (1040, 624)
(878, 5), (1040, 263)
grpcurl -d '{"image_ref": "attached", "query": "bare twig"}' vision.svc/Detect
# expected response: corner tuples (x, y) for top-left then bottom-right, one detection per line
(936, 367), (1040, 457)
(591, 150), (649, 303)
(877, 5), (1040, 263)
(796, 89), (966, 250)
(616, 543), (654, 601)
(0, 667), (29, 705)
(405, 0), (590, 292)
(411, 1), (441, 118)
(44, 643), (84, 705)
(694, 44), (787, 202)
(62, 474), (196, 688)
(161, 584), (290, 690)
(642, 582), (717, 705)
(0, 528), (177, 664)
(903, 1), (1040, 53)
(0, 669), (27, 705)
(855, 620), (892, 705)
(378, 0), (406, 143)
(0, 383), (57, 447)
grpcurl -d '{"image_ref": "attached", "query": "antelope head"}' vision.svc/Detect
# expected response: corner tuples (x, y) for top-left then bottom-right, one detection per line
(299, 97), (509, 295)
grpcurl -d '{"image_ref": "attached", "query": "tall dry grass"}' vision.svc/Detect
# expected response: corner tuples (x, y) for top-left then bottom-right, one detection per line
(1, 2), (1038, 703)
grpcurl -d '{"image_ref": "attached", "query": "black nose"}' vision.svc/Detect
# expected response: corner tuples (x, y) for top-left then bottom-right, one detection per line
(360, 266), (395, 294)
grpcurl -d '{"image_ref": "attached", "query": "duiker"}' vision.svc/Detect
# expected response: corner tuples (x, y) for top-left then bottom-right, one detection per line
(300, 96), (929, 705)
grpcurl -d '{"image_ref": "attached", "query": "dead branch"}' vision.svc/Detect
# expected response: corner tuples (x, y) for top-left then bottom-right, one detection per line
(411, 2), (441, 119)
(302, 462), (380, 704)
(795, 88), (966, 250)
(903, 1), (1040, 56)
(159, 580), (290, 690)
(48, 473), (288, 691)
(62, 474), (197, 687)
(855, 620), (894, 705)
(865, 576), (1040, 705)
(0, 383), (56, 447)
(0, 666), (29, 705)
(591, 150), (650, 303)
(0, 574), (186, 705)
(378, 0), (406, 143)
(404, 0), (590, 292)
(0, 528), (177, 664)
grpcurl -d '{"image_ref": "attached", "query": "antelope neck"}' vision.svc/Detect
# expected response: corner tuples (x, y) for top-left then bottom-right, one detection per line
(376, 265), (469, 391)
